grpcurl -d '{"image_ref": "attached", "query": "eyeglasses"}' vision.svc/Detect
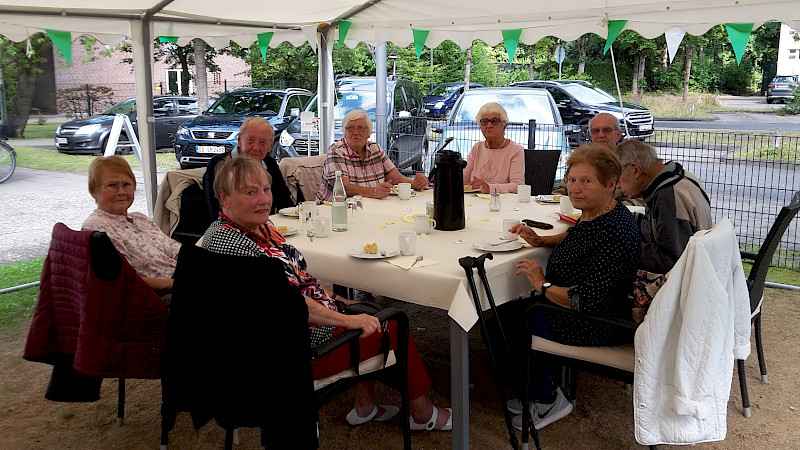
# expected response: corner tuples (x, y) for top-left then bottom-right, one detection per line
(345, 125), (368, 133)
(100, 181), (134, 192)
(590, 127), (619, 135)
(479, 118), (506, 126)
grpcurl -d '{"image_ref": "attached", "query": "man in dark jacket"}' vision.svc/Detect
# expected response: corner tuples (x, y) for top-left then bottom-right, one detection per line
(613, 139), (713, 273)
(203, 117), (293, 218)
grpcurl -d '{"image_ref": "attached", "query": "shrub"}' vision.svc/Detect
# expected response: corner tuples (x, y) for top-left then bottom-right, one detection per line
(56, 85), (115, 119)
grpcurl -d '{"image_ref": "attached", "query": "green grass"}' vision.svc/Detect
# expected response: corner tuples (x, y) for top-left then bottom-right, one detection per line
(8, 123), (61, 140)
(623, 93), (722, 119)
(731, 142), (800, 162)
(11, 145), (180, 173)
(0, 258), (43, 334)
(743, 262), (800, 286)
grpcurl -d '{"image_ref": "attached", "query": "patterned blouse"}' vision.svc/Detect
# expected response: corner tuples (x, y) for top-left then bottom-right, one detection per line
(82, 209), (181, 279)
(316, 138), (396, 202)
(201, 214), (338, 347)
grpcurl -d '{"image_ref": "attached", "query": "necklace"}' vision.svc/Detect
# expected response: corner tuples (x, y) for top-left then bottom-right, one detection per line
(582, 199), (616, 222)
(486, 138), (507, 149)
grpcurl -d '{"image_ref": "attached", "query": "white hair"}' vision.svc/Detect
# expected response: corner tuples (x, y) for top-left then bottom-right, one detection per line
(341, 109), (373, 135)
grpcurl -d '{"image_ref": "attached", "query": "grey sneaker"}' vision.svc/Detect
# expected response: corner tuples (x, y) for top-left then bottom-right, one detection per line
(506, 398), (523, 415)
(511, 388), (573, 430)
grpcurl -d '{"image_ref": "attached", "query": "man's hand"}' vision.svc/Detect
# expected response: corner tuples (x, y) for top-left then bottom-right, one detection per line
(411, 172), (429, 190)
(516, 259), (546, 291)
(371, 182), (394, 198)
(470, 178), (490, 193)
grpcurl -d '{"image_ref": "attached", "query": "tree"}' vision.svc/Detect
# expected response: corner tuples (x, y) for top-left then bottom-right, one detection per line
(193, 39), (209, 110)
(0, 33), (51, 137)
(117, 39), (221, 95)
(615, 30), (660, 99)
(577, 35), (588, 74)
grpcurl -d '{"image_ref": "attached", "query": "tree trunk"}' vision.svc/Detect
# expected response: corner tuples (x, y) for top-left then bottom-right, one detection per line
(631, 54), (640, 99)
(578, 35), (587, 74)
(662, 46), (668, 70)
(177, 49), (190, 95)
(528, 43), (536, 81)
(463, 44), (472, 87)
(683, 43), (694, 101)
(10, 67), (38, 137)
(637, 52), (646, 101)
(193, 39), (209, 110)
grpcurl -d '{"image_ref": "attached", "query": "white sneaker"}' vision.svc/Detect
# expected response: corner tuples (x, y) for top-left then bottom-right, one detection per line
(511, 388), (573, 430)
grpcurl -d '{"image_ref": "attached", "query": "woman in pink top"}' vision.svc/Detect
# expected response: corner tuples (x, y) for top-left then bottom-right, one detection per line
(463, 102), (525, 193)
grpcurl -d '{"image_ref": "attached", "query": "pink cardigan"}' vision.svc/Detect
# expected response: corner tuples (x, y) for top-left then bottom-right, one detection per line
(462, 140), (525, 193)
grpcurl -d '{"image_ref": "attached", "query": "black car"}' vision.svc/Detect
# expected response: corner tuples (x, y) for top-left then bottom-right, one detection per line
(509, 80), (654, 143)
(273, 76), (428, 173)
(55, 96), (198, 155)
(174, 87), (313, 169)
(766, 75), (798, 104)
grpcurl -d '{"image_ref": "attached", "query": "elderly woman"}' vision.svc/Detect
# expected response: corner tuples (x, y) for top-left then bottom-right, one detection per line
(316, 109), (428, 202)
(203, 157), (451, 431)
(82, 155), (179, 293)
(462, 102), (525, 193)
(501, 144), (640, 430)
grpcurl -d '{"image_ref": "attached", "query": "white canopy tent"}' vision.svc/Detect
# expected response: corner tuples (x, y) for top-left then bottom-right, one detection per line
(0, 1), (798, 216)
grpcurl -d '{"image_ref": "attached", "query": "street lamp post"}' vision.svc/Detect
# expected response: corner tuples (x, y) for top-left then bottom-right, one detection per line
(388, 52), (398, 77)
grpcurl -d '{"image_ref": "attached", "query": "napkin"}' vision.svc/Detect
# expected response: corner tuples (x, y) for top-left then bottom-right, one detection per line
(385, 255), (439, 270)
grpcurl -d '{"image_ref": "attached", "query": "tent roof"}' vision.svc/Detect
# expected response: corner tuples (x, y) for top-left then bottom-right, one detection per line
(0, 1), (798, 48)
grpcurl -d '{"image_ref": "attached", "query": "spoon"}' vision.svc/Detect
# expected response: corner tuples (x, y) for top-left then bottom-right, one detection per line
(410, 255), (423, 267)
(381, 250), (387, 257)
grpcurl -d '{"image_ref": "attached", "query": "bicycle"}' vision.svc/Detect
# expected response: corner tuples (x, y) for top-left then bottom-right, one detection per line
(0, 140), (16, 183)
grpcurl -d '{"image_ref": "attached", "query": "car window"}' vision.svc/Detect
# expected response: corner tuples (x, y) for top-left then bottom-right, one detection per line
(774, 76), (798, 84)
(561, 83), (618, 104)
(393, 85), (406, 113)
(431, 84), (460, 96)
(285, 95), (305, 116)
(153, 99), (176, 117)
(454, 92), (558, 124)
(177, 99), (198, 115)
(208, 92), (284, 116)
(101, 99), (137, 116)
(403, 82), (422, 113)
(547, 88), (571, 103)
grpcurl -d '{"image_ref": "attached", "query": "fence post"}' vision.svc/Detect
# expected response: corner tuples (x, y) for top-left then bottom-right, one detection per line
(527, 119), (537, 150)
(224, 79), (227, 93)
(85, 84), (92, 117)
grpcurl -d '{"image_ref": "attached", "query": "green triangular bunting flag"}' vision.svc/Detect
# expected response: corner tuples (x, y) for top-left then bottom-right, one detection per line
(502, 29), (522, 63)
(158, 36), (178, 43)
(725, 23), (754, 65)
(338, 20), (351, 48)
(257, 32), (274, 61)
(603, 20), (627, 54)
(413, 30), (429, 60)
(46, 29), (72, 65)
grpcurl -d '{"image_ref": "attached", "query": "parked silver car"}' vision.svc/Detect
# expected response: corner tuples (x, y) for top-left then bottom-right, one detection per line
(766, 75), (798, 104)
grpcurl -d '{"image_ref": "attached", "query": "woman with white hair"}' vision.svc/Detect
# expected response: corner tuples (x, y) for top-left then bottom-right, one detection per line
(463, 102), (525, 193)
(316, 109), (428, 201)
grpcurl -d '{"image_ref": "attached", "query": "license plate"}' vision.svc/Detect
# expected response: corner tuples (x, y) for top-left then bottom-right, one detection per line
(639, 124), (652, 131)
(196, 145), (226, 154)
(56, 137), (68, 144)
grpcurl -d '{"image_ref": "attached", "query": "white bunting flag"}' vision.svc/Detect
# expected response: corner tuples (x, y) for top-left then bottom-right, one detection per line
(665, 27), (686, 63)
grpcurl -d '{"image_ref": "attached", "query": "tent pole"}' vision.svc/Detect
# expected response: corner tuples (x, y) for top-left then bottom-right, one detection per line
(317, 27), (335, 154)
(609, 45), (630, 138)
(130, 19), (158, 218)
(375, 43), (388, 151)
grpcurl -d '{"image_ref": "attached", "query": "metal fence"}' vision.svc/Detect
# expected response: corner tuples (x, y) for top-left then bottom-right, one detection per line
(428, 121), (800, 270)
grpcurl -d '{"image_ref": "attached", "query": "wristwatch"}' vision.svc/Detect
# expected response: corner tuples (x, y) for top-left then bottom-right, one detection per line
(540, 282), (552, 296)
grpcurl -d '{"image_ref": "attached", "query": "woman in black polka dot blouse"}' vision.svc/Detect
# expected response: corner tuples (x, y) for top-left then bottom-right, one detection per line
(502, 144), (641, 430)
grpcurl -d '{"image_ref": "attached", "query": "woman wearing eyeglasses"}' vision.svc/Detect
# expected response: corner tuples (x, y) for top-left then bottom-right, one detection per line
(82, 155), (180, 294)
(316, 109), (428, 201)
(463, 102), (525, 193)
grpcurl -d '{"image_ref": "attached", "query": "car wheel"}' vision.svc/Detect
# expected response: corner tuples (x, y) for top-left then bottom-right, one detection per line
(103, 134), (133, 155)
(767, 97), (774, 104)
(180, 163), (192, 170)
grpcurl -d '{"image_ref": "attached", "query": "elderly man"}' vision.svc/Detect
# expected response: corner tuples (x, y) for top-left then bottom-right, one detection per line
(203, 117), (293, 217)
(552, 113), (643, 205)
(613, 139), (713, 274)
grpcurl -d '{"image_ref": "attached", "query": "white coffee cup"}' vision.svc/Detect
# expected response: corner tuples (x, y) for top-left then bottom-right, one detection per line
(398, 231), (417, 256)
(412, 213), (436, 234)
(517, 185), (531, 203)
(560, 196), (577, 214)
(312, 216), (330, 238)
(502, 219), (520, 240)
(397, 183), (412, 200)
(299, 201), (316, 224)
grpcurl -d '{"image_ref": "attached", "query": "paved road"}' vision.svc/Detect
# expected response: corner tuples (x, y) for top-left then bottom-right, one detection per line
(657, 111), (800, 133)
(716, 95), (785, 110)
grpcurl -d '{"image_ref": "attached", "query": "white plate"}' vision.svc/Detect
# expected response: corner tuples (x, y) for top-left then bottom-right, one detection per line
(279, 226), (299, 237)
(464, 189), (482, 193)
(473, 240), (524, 252)
(347, 247), (400, 259)
(278, 207), (300, 217)
(535, 195), (561, 204)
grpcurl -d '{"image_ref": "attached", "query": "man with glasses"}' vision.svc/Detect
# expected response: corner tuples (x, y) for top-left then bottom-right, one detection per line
(613, 139), (712, 273)
(203, 117), (293, 218)
(552, 113), (643, 206)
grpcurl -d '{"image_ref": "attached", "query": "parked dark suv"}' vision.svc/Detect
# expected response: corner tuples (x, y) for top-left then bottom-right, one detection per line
(423, 82), (485, 118)
(173, 87), (312, 169)
(509, 80), (654, 143)
(55, 95), (197, 155)
(273, 76), (428, 173)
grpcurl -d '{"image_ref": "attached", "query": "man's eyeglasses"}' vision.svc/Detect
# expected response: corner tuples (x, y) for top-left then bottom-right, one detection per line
(100, 181), (134, 192)
(479, 118), (506, 126)
(345, 125), (368, 133)
(590, 127), (619, 135)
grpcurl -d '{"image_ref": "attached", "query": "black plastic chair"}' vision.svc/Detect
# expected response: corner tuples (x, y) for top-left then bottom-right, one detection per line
(737, 190), (800, 418)
(524, 149), (562, 195)
(171, 183), (214, 245)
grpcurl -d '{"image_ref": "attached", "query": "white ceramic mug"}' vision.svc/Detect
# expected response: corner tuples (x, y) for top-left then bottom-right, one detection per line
(312, 216), (330, 237)
(560, 196), (577, 214)
(517, 184), (531, 203)
(299, 201), (316, 225)
(412, 213), (436, 234)
(397, 183), (412, 200)
(502, 219), (520, 240)
(398, 231), (417, 256)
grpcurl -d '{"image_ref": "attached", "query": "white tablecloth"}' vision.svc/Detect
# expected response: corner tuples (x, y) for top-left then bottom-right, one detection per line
(271, 191), (569, 331)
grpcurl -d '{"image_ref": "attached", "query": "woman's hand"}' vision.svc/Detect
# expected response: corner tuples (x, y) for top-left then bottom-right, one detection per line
(470, 178), (490, 193)
(411, 172), (429, 190)
(510, 223), (546, 247)
(345, 313), (381, 338)
(516, 259), (546, 290)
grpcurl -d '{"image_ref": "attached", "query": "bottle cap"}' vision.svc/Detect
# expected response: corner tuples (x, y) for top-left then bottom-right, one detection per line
(335, 170), (342, 176)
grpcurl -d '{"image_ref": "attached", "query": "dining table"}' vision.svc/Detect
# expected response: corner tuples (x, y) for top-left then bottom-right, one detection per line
(270, 190), (570, 449)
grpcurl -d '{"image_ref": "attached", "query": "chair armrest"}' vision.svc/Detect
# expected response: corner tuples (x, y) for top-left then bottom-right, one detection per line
(740, 250), (757, 261)
(527, 300), (639, 332)
(311, 306), (408, 359)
